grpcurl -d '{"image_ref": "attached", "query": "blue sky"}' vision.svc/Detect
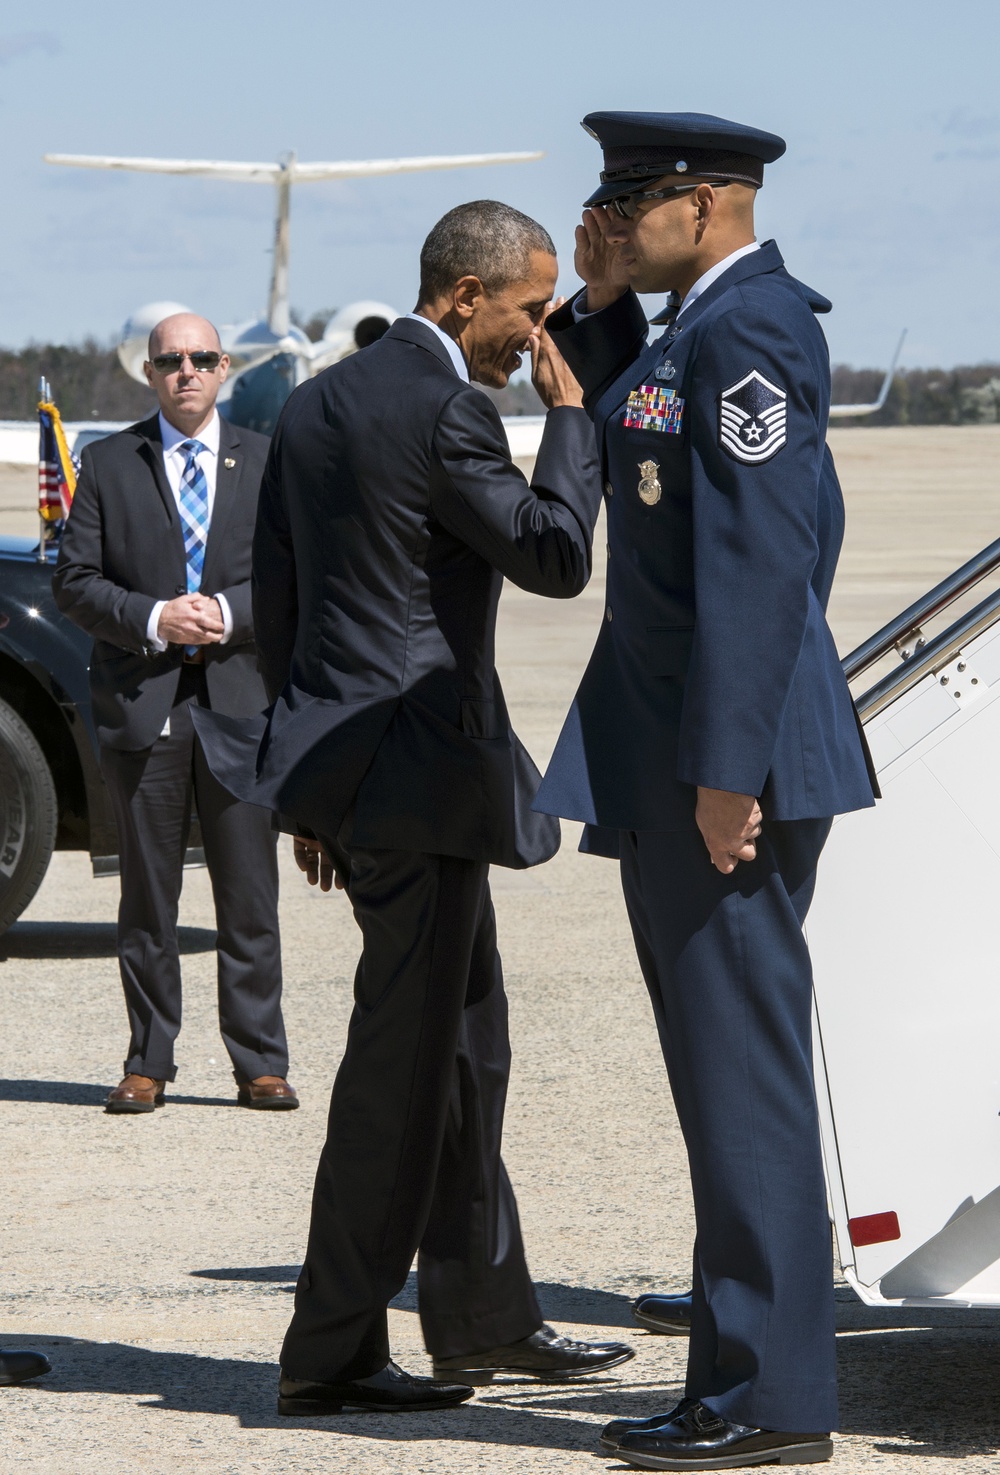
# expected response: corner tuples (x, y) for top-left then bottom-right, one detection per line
(0, 0), (997, 367)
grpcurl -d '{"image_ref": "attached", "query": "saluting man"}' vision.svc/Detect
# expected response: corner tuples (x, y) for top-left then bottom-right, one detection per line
(535, 113), (878, 1469)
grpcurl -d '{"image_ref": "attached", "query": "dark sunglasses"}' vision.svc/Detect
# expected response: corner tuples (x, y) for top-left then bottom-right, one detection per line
(151, 351), (222, 373)
(608, 180), (731, 219)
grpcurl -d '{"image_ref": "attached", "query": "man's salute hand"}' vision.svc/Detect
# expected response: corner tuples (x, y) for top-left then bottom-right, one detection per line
(574, 206), (631, 313)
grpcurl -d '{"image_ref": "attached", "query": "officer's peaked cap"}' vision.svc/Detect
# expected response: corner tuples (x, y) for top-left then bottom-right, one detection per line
(581, 111), (786, 206)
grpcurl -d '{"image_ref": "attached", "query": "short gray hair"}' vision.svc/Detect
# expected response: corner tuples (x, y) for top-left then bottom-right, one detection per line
(418, 200), (555, 303)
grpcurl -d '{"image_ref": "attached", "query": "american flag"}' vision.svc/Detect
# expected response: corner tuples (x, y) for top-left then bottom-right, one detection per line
(38, 380), (80, 542)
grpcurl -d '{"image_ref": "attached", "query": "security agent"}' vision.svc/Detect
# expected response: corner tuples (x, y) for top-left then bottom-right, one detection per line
(54, 316), (296, 1113)
(196, 201), (633, 1414)
(534, 113), (878, 1469)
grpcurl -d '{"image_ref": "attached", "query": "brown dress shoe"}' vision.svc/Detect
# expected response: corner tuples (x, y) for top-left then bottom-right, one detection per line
(237, 1075), (299, 1110)
(105, 1074), (166, 1114)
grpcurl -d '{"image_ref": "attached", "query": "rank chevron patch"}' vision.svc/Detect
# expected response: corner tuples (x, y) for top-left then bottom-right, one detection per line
(719, 369), (787, 464)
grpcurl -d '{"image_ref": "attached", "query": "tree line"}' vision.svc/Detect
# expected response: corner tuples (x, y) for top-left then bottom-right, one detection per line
(1, 338), (998, 426)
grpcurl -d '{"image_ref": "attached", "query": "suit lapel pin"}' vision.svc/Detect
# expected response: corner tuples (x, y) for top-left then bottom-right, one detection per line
(224, 457), (236, 469)
(638, 460), (662, 506)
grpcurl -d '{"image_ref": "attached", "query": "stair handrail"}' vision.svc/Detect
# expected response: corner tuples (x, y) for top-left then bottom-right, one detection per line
(853, 582), (1000, 722)
(842, 533), (1000, 683)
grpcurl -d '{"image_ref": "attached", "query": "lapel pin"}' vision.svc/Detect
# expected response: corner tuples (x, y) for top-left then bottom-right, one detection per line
(224, 457), (236, 469)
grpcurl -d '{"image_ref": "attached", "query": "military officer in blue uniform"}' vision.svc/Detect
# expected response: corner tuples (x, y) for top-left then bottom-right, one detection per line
(535, 113), (878, 1469)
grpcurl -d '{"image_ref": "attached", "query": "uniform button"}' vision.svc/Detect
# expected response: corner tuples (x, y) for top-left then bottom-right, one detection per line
(174, 585), (186, 595)
(606, 605), (613, 622)
(604, 481), (614, 497)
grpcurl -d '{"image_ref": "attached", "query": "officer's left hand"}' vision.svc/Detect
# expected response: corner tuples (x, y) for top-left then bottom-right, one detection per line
(696, 787), (763, 874)
(293, 836), (342, 891)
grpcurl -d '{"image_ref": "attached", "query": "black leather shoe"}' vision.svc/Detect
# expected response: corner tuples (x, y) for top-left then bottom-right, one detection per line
(615, 1399), (832, 1469)
(600, 1398), (697, 1452)
(0, 1350), (51, 1386)
(277, 1359), (473, 1415)
(632, 1292), (693, 1335)
(432, 1323), (634, 1384)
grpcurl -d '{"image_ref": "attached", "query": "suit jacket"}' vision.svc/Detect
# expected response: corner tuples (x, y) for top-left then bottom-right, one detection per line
(193, 316), (602, 868)
(53, 413), (270, 750)
(534, 240), (877, 836)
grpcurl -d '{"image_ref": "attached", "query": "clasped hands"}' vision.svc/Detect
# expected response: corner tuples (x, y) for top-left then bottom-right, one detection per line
(696, 787), (763, 874)
(157, 593), (225, 646)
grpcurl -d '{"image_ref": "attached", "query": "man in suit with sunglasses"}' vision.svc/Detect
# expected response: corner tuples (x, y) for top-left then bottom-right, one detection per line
(54, 314), (296, 1115)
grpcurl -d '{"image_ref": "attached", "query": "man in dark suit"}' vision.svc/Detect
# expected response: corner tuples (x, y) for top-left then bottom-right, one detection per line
(197, 200), (633, 1414)
(53, 314), (296, 1114)
(534, 115), (879, 1468)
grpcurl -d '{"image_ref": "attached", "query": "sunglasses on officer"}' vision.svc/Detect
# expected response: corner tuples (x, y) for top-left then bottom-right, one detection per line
(608, 180), (731, 219)
(150, 350), (223, 374)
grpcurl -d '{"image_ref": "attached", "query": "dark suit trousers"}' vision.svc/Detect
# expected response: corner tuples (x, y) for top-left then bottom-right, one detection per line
(100, 665), (287, 1084)
(619, 817), (838, 1434)
(280, 842), (541, 1382)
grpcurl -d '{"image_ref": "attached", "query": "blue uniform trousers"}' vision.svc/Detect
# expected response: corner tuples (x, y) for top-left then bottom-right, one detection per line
(619, 816), (837, 1433)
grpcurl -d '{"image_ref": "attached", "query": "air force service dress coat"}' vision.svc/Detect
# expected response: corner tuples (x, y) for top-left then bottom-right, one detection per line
(534, 241), (877, 834)
(197, 316), (602, 867)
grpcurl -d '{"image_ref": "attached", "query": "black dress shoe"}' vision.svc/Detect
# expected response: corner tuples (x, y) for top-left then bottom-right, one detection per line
(600, 1398), (697, 1452)
(432, 1323), (634, 1384)
(0, 1350), (51, 1386)
(632, 1292), (693, 1335)
(615, 1399), (832, 1469)
(277, 1359), (473, 1415)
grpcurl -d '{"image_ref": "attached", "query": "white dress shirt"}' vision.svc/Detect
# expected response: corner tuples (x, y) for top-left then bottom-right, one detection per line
(404, 313), (470, 382)
(146, 409), (233, 651)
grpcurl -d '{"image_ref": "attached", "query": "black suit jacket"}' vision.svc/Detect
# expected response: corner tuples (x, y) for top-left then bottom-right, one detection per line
(196, 316), (602, 868)
(53, 413), (270, 750)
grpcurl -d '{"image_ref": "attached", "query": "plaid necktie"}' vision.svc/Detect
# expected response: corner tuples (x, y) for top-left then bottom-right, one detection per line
(178, 439), (210, 592)
(178, 439), (209, 656)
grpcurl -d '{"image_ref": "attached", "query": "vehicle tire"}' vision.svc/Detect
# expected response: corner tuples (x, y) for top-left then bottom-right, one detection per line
(0, 697), (57, 936)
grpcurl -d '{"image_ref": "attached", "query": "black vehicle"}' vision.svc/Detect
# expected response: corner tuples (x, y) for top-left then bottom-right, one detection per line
(0, 536), (117, 932)
(0, 534), (206, 935)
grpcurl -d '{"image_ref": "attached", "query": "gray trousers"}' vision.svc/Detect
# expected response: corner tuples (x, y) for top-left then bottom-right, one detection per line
(100, 665), (286, 1084)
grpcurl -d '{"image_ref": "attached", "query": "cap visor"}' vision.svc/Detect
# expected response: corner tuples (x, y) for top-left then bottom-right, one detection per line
(583, 180), (636, 207)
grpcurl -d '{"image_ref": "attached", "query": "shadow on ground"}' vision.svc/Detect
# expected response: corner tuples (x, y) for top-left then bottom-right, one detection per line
(0, 921), (216, 960)
(4, 1327), (1000, 1455)
(188, 1267), (635, 1325)
(0, 1079), (238, 1108)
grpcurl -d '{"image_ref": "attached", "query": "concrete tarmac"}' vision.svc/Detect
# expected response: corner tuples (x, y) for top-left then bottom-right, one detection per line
(2, 426), (1000, 1472)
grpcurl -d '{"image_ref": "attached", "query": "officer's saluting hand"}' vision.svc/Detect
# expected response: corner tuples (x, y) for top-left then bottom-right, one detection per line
(534, 112), (878, 1470)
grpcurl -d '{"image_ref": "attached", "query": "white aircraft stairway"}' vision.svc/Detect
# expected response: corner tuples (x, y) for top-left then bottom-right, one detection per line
(810, 539), (1000, 1307)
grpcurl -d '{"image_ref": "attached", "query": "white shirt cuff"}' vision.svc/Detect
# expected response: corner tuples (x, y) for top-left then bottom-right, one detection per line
(214, 592), (234, 645)
(146, 600), (168, 652)
(571, 288), (596, 322)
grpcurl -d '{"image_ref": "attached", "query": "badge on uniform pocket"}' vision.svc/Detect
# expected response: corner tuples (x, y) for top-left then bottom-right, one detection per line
(623, 384), (684, 434)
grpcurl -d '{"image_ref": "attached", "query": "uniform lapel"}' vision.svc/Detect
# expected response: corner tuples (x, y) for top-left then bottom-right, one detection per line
(200, 418), (241, 590)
